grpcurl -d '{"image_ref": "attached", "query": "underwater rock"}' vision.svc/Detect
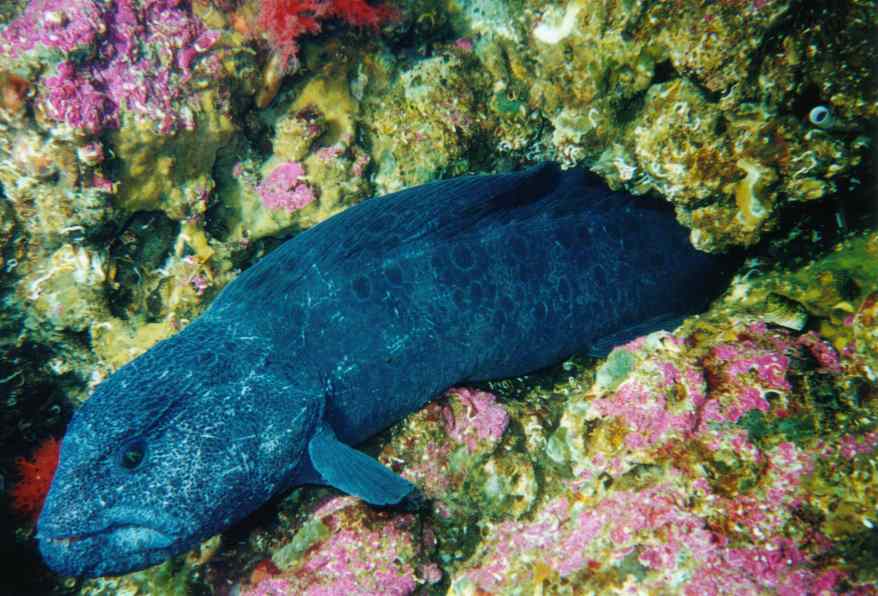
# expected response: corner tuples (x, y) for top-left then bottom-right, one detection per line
(0, 126), (111, 248)
(382, 388), (533, 522)
(0, 0), (241, 394)
(243, 496), (428, 596)
(18, 243), (110, 333)
(109, 96), (236, 219)
(0, 0), (224, 136)
(362, 52), (489, 192)
(450, 322), (876, 593)
(217, 69), (373, 242)
(461, 0), (875, 249)
(754, 231), (878, 378)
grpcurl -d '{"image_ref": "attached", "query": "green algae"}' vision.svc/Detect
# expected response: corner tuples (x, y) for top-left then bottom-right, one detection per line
(738, 409), (818, 448)
(271, 518), (331, 571)
(838, 528), (878, 585)
(595, 348), (635, 393)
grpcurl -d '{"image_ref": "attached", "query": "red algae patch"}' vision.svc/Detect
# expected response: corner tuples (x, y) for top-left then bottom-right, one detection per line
(11, 437), (61, 521)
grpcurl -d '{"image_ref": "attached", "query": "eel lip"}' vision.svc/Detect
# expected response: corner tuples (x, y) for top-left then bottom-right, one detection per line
(43, 534), (86, 545)
(38, 524), (177, 549)
(38, 506), (186, 576)
(38, 505), (184, 544)
(37, 523), (181, 577)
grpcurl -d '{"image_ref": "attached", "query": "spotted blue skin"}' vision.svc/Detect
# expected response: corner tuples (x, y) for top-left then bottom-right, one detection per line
(38, 163), (737, 577)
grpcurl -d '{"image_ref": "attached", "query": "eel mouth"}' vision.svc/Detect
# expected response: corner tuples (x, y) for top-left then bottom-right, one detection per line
(38, 499), (187, 575)
(38, 522), (182, 577)
(40, 523), (177, 549)
(43, 533), (86, 546)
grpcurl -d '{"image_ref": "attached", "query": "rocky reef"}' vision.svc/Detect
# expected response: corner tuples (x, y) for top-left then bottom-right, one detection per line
(0, 0), (874, 594)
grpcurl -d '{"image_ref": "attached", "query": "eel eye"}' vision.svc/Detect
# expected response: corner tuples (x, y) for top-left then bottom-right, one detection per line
(119, 440), (146, 470)
(808, 105), (833, 129)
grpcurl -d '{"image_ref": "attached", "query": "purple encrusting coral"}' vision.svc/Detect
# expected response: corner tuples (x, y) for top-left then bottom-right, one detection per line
(589, 378), (696, 449)
(442, 388), (509, 452)
(243, 496), (424, 596)
(257, 162), (317, 212)
(463, 482), (843, 595)
(835, 432), (878, 460)
(0, 0), (219, 134)
(0, 0), (104, 57)
(394, 387), (510, 502)
(453, 321), (877, 593)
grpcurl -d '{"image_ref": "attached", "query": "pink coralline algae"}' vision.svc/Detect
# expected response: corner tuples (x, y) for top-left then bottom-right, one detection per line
(443, 388), (509, 452)
(257, 162), (317, 212)
(244, 497), (422, 596)
(702, 327), (799, 424)
(589, 379), (696, 450)
(315, 145), (345, 162)
(244, 391), (512, 595)
(188, 274), (209, 295)
(704, 440), (816, 539)
(462, 481), (842, 594)
(389, 388), (509, 500)
(687, 537), (844, 596)
(0, 0), (104, 57)
(837, 432), (878, 460)
(796, 331), (843, 373)
(0, 0), (219, 134)
(455, 322), (872, 593)
(462, 441), (828, 593)
(711, 339), (791, 391)
(41, 61), (109, 134)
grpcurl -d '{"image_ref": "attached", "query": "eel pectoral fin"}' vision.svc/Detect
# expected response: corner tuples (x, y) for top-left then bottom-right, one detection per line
(587, 312), (688, 357)
(306, 423), (416, 505)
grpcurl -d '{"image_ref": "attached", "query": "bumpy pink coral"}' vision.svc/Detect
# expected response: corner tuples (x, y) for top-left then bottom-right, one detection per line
(687, 537), (843, 596)
(256, 162), (317, 212)
(590, 380), (695, 449)
(796, 331), (842, 372)
(245, 497), (420, 596)
(0, 0), (104, 57)
(245, 578), (292, 596)
(457, 323), (862, 593)
(711, 341), (791, 391)
(700, 327), (801, 424)
(41, 61), (108, 134)
(392, 388), (510, 501)
(464, 427), (837, 593)
(1, 0), (217, 134)
(443, 388), (509, 452)
(838, 432), (878, 460)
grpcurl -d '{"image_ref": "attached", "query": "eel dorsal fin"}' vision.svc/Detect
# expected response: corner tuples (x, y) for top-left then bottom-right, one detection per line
(306, 422), (415, 505)
(219, 163), (609, 305)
